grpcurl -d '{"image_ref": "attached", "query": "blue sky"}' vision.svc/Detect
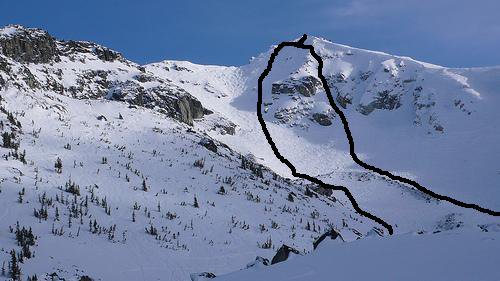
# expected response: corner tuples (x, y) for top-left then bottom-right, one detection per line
(1, 0), (499, 67)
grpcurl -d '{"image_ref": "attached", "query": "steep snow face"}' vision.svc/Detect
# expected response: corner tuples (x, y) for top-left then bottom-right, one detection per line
(150, 36), (500, 235)
(304, 37), (500, 211)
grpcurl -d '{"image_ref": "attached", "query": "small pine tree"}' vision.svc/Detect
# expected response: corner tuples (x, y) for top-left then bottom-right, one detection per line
(287, 192), (294, 202)
(193, 195), (199, 208)
(217, 186), (226, 195)
(2, 132), (11, 148)
(55, 207), (60, 221)
(305, 187), (314, 197)
(9, 249), (21, 280)
(54, 157), (63, 173)
(142, 179), (148, 192)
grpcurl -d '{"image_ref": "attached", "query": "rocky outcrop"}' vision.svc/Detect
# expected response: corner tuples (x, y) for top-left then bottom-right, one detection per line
(313, 229), (344, 250)
(358, 89), (402, 115)
(245, 256), (269, 268)
(0, 25), (59, 63)
(312, 113), (332, 126)
(108, 81), (207, 125)
(190, 272), (216, 281)
(272, 76), (321, 97)
(271, 244), (300, 265)
(199, 137), (217, 153)
(175, 95), (205, 125)
(58, 40), (123, 62)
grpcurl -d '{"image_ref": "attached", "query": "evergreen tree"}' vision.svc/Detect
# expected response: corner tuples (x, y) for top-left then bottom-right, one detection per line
(9, 249), (21, 280)
(1, 132), (11, 148)
(217, 186), (226, 195)
(54, 157), (63, 173)
(142, 179), (148, 192)
(193, 195), (199, 208)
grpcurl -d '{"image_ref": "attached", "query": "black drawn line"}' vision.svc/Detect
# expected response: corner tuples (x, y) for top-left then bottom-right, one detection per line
(257, 34), (500, 236)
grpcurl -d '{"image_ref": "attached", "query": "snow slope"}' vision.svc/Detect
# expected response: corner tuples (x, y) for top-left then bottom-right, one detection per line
(215, 226), (500, 281)
(0, 25), (499, 280)
(0, 26), (375, 281)
(149, 37), (500, 235)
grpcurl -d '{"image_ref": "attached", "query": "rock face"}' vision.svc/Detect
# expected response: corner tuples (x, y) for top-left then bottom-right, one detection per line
(312, 113), (332, 126)
(0, 25), (209, 126)
(271, 244), (301, 265)
(313, 229), (344, 250)
(245, 256), (270, 269)
(358, 89), (402, 115)
(175, 95), (205, 126)
(58, 40), (123, 62)
(272, 76), (321, 97)
(108, 82), (206, 125)
(189, 272), (216, 281)
(0, 25), (59, 63)
(199, 137), (218, 153)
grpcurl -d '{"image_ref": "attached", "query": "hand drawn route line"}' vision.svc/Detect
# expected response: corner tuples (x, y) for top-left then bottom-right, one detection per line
(256, 34), (500, 235)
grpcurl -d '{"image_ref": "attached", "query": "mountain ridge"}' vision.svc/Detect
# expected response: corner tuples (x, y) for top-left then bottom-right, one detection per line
(0, 24), (499, 281)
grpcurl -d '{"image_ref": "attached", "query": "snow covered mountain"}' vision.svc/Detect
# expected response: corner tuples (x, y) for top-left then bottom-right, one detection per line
(0, 25), (498, 280)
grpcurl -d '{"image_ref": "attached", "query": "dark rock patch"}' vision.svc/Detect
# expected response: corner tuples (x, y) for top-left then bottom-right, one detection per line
(272, 76), (321, 97)
(271, 244), (300, 265)
(190, 272), (216, 281)
(246, 256), (270, 268)
(358, 89), (402, 115)
(312, 113), (332, 126)
(0, 25), (59, 63)
(199, 137), (217, 153)
(313, 229), (344, 250)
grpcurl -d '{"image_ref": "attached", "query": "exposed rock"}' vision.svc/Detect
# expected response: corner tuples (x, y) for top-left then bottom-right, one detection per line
(108, 81), (207, 126)
(214, 121), (236, 135)
(93, 45), (121, 62)
(21, 67), (40, 89)
(313, 228), (344, 250)
(134, 73), (158, 83)
(366, 227), (384, 237)
(97, 115), (107, 121)
(272, 76), (321, 97)
(358, 89), (402, 115)
(246, 256), (270, 268)
(190, 272), (216, 281)
(271, 244), (301, 265)
(0, 25), (208, 126)
(0, 25), (59, 63)
(175, 95), (205, 125)
(108, 81), (146, 103)
(312, 113), (332, 126)
(0, 74), (5, 90)
(336, 93), (352, 108)
(58, 40), (94, 56)
(0, 56), (10, 73)
(312, 185), (333, 197)
(199, 137), (217, 153)
(79, 276), (94, 281)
